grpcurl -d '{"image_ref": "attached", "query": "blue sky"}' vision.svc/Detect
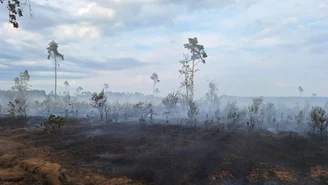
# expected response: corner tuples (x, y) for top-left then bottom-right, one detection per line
(0, 0), (328, 98)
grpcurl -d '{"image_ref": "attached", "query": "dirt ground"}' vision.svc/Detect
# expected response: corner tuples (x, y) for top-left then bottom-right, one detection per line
(0, 117), (328, 185)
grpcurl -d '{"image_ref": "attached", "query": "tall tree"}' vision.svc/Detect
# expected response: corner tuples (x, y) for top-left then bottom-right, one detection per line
(179, 54), (191, 104)
(47, 40), (64, 99)
(150, 73), (160, 96)
(1, 0), (32, 28)
(298, 86), (304, 97)
(183, 37), (207, 100)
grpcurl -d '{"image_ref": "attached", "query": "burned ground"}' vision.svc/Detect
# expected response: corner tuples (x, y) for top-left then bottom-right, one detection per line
(0, 117), (327, 185)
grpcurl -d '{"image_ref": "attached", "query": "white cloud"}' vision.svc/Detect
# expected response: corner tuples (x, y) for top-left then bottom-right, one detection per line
(0, 23), (45, 49)
(75, 2), (115, 20)
(1, 0), (328, 97)
(280, 17), (298, 25)
(319, 3), (328, 9)
(54, 23), (101, 40)
(0, 64), (9, 68)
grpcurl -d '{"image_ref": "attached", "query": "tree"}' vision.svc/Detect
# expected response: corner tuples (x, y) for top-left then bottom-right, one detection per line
(298, 86), (304, 97)
(183, 37), (207, 100)
(310, 106), (328, 137)
(178, 54), (191, 107)
(248, 96), (264, 128)
(225, 100), (240, 124)
(47, 40), (64, 99)
(90, 89), (107, 120)
(205, 81), (219, 102)
(64, 80), (69, 92)
(11, 69), (30, 117)
(63, 80), (71, 105)
(150, 73), (160, 96)
(104, 83), (109, 92)
(162, 92), (179, 113)
(76, 86), (83, 95)
(1, 0), (32, 28)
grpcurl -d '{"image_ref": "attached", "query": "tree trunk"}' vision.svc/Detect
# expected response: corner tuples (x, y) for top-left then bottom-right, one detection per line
(55, 56), (57, 99)
(153, 82), (155, 96)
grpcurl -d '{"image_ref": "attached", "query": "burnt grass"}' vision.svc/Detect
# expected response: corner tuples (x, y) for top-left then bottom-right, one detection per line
(1, 117), (328, 185)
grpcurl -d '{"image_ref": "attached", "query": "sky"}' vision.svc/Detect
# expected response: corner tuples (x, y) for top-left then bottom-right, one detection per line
(0, 0), (328, 98)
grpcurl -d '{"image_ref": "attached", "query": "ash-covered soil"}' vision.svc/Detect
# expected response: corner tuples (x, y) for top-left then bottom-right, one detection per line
(0, 117), (328, 185)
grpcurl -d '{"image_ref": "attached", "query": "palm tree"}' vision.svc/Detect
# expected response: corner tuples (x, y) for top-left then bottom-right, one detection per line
(150, 73), (160, 96)
(47, 40), (64, 99)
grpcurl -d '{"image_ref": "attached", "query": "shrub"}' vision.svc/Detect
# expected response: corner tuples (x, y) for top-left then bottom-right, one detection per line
(42, 115), (65, 134)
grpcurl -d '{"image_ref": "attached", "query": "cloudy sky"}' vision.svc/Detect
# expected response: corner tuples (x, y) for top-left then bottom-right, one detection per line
(0, 0), (327, 98)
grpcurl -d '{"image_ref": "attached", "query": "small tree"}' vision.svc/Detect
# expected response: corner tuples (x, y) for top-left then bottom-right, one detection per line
(205, 81), (219, 102)
(104, 83), (109, 92)
(11, 69), (30, 117)
(205, 80), (219, 117)
(187, 99), (199, 128)
(63, 80), (71, 106)
(310, 106), (328, 137)
(150, 73), (160, 96)
(248, 96), (264, 129)
(295, 110), (305, 127)
(178, 54), (191, 112)
(298, 86), (304, 97)
(75, 86), (83, 102)
(90, 89), (107, 121)
(225, 101), (240, 125)
(162, 92), (179, 113)
(42, 115), (65, 134)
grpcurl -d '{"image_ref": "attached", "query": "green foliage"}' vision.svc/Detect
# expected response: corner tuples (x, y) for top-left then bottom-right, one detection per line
(10, 70), (30, 117)
(43, 115), (65, 134)
(310, 106), (328, 137)
(90, 89), (107, 120)
(1, 0), (26, 28)
(248, 97), (264, 113)
(183, 37), (207, 64)
(47, 40), (64, 60)
(162, 92), (179, 112)
(178, 54), (192, 103)
(188, 99), (199, 118)
(225, 101), (241, 124)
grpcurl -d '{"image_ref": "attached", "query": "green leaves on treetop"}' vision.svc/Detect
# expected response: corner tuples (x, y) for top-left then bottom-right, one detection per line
(47, 40), (64, 60)
(1, 0), (26, 28)
(183, 37), (207, 63)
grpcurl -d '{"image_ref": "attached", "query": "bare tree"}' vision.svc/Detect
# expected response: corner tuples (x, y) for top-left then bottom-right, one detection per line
(47, 40), (64, 99)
